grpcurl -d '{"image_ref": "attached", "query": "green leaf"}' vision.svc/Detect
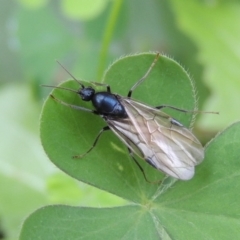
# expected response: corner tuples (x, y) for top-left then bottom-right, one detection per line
(40, 53), (196, 203)
(20, 205), (161, 240)
(21, 120), (240, 239)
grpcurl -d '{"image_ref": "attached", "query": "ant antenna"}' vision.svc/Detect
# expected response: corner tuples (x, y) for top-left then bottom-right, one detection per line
(41, 84), (79, 94)
(56, 60), (85, 89)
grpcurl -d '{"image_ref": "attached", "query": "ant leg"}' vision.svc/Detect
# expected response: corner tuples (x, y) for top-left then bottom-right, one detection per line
(127, 53), (160, 98)
(156, 105), (219, 115)
(127, 148), (161, 184)
(90, 82), (111, 93)
(73, 126), (110, 158)
(156, 105), (192, 113)
(50, 94), (98, 114)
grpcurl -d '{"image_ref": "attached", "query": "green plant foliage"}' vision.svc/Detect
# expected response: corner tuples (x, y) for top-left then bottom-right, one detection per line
(0, 84), (50, 240)
(17, 0), (47, 9)
(170, 1), (240, 130)
(23, 69), (240, 240)
(39, 53), (196, 201)
(20, 205), (166, 239)
(46, 172), (127, 206)
(2, 1), (240, 239)
(23, 53), (239, 239)
(17, 6), (76, 81)
(61, 0), (110, 20)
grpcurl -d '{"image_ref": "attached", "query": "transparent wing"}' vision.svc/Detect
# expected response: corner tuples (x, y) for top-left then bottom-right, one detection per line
(107, 97), (204, 180)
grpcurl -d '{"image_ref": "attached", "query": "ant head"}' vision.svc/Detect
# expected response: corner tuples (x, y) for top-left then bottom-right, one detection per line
(79, 87), (95, 101)
(42, 61), (96, 101)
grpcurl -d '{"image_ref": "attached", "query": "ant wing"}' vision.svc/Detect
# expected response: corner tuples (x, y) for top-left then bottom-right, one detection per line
(106, 117), (149, 160)
(108, 97), (204, 180)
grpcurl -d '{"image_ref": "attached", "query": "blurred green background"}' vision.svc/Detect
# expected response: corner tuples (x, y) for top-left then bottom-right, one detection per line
(1, 0), (240, 239)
